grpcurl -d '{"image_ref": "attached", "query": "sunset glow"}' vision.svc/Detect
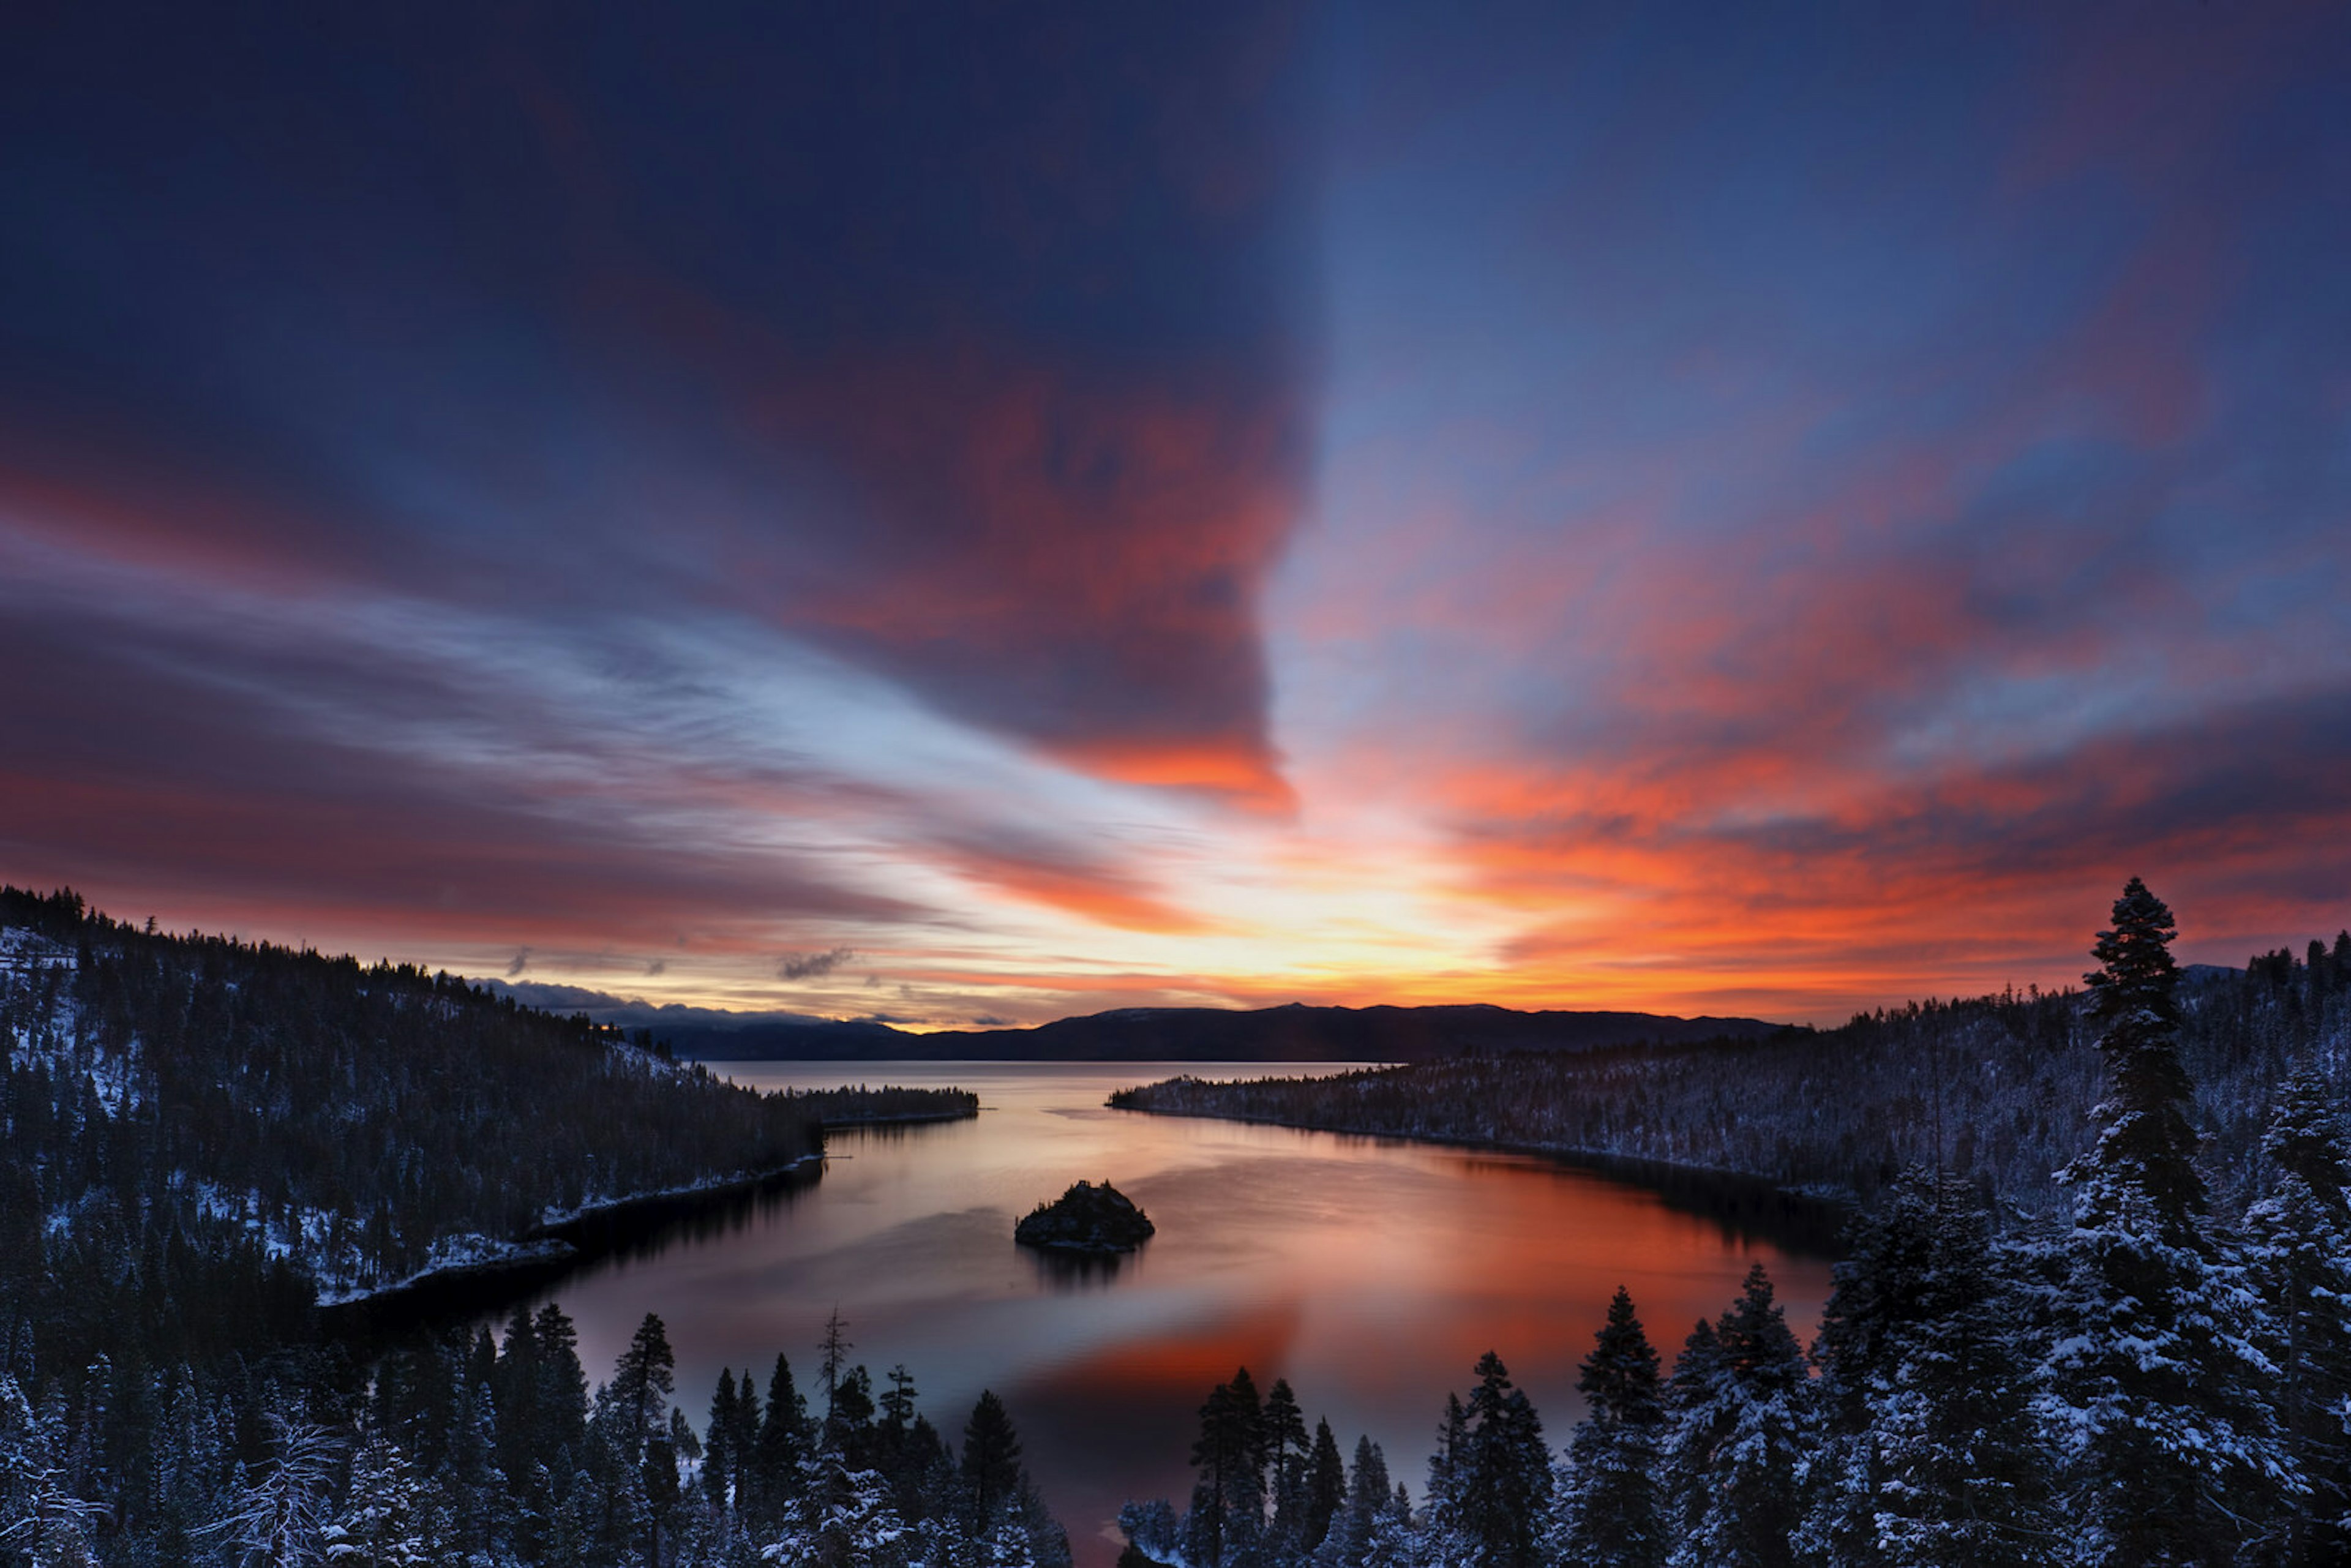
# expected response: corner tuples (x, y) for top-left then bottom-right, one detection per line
(6, 4), (2347, 1026)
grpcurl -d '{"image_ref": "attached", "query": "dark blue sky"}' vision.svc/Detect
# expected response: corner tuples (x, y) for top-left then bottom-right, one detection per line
(4, 2), (2347, 1022)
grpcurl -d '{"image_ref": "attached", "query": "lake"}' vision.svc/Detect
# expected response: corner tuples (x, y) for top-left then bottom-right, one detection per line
(510, 1061), (1835, 1566)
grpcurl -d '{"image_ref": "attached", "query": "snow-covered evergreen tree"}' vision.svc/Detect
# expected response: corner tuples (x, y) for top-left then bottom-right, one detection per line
(1357, 1484), (1417, 1568)
(1662, 1264), (1812, 1568)
(324, 1433), (430, 1567)
(1119, 1498), (1182, 1564)
(1442, 1351), (1550, 1568)
(439, 1378), (508, 1561)
(1419, 1392), (1469, 1560)
(0, 1375), (103, 1568)
(2246, 1063), (2351, 1562)
(766, 1451), (909, 1567)
(1805, 1170), (2053, 1566)
(2039, 879), (2298, 1563)
(1322, 1436), (1390, 1568)
(1554, 1286), (1667, 1568)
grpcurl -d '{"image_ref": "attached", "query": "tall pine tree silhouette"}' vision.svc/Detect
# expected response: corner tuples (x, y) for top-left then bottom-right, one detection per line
(1183, 1368), (1265, 1568)
(961, 1389), (1024, 1529)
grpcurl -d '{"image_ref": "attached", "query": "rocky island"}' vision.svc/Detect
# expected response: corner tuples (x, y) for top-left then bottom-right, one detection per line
(1013, 1179), (1157, 1255)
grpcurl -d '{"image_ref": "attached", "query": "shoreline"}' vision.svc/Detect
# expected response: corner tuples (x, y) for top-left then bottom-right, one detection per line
(820, 1108), (978, 1128)
(1108, 1101), (1856, 1252)
(320, 1104), (980, 1337)
(317, 1157), (826, 1337)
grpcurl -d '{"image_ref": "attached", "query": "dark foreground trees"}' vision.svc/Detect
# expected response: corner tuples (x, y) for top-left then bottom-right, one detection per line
(0, 1300), (1068, 1567)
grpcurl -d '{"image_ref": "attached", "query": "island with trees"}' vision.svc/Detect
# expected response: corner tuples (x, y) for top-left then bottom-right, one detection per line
(1014, 1180), (1157, 1255)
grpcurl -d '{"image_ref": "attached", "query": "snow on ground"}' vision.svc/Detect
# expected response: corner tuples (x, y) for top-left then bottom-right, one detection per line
(0, 925), (74, 974)
(1, 924), (124, 1107)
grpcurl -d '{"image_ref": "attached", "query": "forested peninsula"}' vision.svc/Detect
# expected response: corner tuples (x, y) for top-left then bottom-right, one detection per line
(0, 887), (1009, 1567)
(1112, 939), (2349, 1217)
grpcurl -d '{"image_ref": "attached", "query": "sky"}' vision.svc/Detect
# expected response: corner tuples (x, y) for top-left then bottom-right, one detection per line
(4, 2), (2348, 1028)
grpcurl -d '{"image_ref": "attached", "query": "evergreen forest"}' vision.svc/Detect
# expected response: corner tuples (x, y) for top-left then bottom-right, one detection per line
(0, 886), (990, 1566)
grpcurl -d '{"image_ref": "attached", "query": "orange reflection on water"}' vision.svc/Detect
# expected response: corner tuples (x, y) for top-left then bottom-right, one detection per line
(525, 1063), (1833, 1568)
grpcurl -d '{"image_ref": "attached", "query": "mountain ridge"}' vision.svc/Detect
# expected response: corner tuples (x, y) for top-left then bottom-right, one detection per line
(510, 991), (1796, 1063)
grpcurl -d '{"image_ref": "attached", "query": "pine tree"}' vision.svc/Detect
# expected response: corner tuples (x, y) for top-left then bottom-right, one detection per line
(727, 1367), (762, 1488)
(879, 1365), (917, 1437)
(1007, 1474), (1075, 1568)
(612, 1313), (676, 1455)
(325, 1433), (430, 1568)
(1447, 1351), (1550, 1568)
(0, 1375), (103, 1568)
(1327, 1435), (1390, 1568)
(1359, 1483), (1417, 1568)
(961, 1389), (1024, 1529)
(706, 1367), (742, 1509)
(2071, 878), (2203, 1238)
(1663, 1266), (1810, 1568)
(531, 1303), (590, 1463)
(2041, 879), (2297, 1563)
(1262, 1378), (1310, 1550)
(746, 1354), (809, 1528)
(642, 1427), (681, 1568)
(774, 1449), (909, 1568)
(1805, 1170), (2052, 1566)
(493, 1305), (543, 1498)
(1422, 1390), (1468, 1550)
(440, 1379), (506, 1559)
(833, 1364), (876, 1449)
(1118, 1498), (1181, 1562)
(1556, 1286), (1666, 1568)
(1302, 1418), (1346, 1555)
(2246, 1063), (2351, 1562)
(1184, 1368), (1266, 1568)
(818, 1308), (852, 1444)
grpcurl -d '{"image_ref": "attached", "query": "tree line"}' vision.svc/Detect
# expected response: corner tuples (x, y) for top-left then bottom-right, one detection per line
(1112, 924), (2351, 1217)
(0, 1298), (1068, 1567)
(1117, 880), (2351, 1566)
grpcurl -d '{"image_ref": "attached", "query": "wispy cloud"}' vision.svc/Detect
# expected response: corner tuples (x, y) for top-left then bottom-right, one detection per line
(777, 947), (857, 983)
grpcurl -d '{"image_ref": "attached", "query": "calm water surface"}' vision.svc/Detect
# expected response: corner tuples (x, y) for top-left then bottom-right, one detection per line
(514, 1062), (1834, 1567)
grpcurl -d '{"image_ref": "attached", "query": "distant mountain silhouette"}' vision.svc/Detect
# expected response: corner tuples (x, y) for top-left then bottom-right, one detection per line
(637, 1000), (1786, 1063)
